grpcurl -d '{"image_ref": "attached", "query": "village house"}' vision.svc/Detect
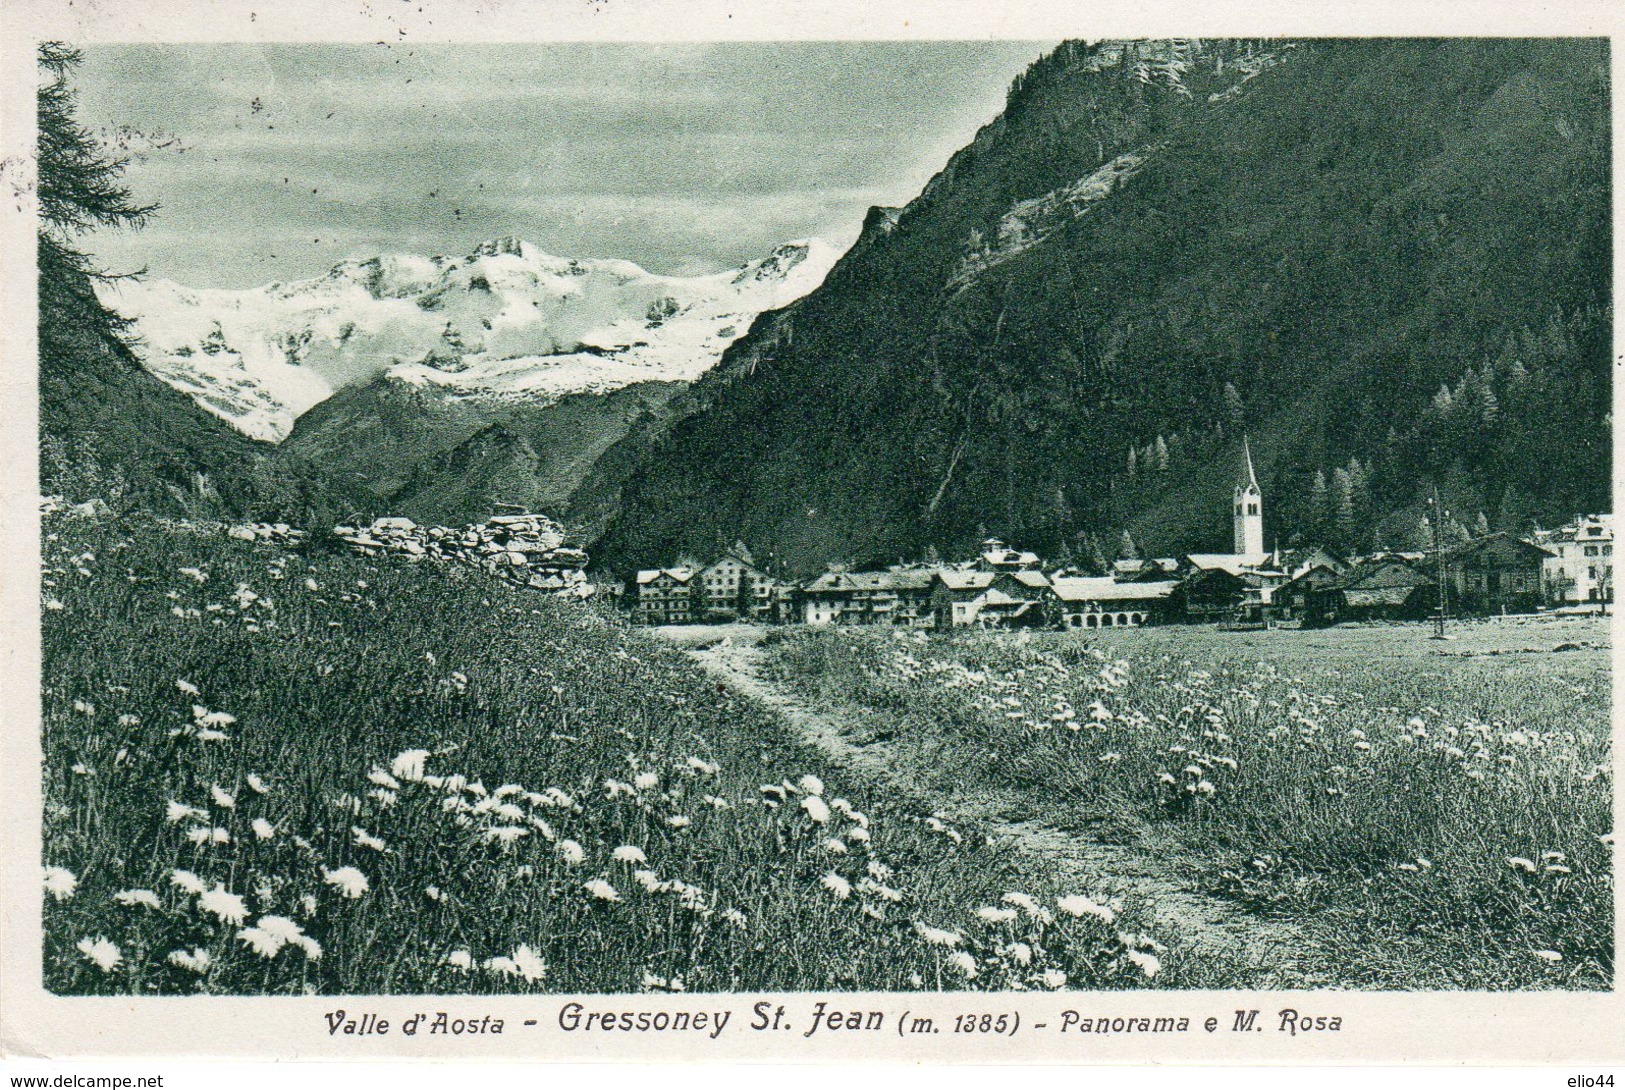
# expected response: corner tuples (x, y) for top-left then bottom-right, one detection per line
(696, 543), (784, 622)
(800, 568), (936, 626)
(1439, 533), (1551, 615)
(1302, 555), (1435, 625)
(1112, 557), (1181, 581)
(1050, 576), (1180, 628)
(974, 538), (1043, 572)
(931, 570), (1051, 628)
(629, 567), (696, 625)
(1534, 514), (1613, 606)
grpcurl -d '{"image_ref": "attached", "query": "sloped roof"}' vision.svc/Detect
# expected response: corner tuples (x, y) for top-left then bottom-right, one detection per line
(935, 570), (997, 591)
(1342, 558), (1432, 591)
(1051, 577), (1178, 603)
(1185, 553), (1269, 577)
(1439, 532), (1554, 563)
(636, 567), (695, 584)
(1345, 585), (1423, 608)
(803, 569), (936, 593)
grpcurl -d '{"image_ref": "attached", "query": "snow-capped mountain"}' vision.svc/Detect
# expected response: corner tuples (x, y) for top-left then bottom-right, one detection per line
(99, 236), (844, 442)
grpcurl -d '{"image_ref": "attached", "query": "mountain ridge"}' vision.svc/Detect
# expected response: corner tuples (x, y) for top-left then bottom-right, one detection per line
(595, 38), (1610, 577)
(99, 236), (844, 442)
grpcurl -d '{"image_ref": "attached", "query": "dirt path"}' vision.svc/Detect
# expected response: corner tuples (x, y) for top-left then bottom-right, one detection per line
(677, 632), (1318, 988)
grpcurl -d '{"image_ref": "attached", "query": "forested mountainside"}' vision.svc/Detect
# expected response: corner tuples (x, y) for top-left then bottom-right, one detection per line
(596, 39), (1611, 577)
(275, 374), (685, 528)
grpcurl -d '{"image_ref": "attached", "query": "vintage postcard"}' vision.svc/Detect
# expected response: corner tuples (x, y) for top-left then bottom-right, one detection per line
(1, 0), (1620, 1068)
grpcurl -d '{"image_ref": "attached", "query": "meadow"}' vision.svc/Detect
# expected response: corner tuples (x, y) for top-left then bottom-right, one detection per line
(760, 619), (1614, 989)
(39, 508), (1171, 995)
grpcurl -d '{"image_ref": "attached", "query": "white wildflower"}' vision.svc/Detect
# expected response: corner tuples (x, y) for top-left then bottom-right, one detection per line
(915, 923), (962, 947)
(820, 872), (851, 900)
(557, 840), (586, 865)
(1057, 894), (1115, 924)
(112, 889), (161, 909)
(511, 944), (548, 983)
(321, 866), (370, 899)
(798, 774), (826, 796)
(976, 906), (1019, 924)
(43, 866), (78, 901)
(391, 749), (431, 782)
(169, 869), (206, 895)
(612, 845), (647, 865)
(210, 785), (236, 809)
(1126, 949), (1162, 978)
(584, 878), (620, 903)
(197, 884), (249, 925)
(76, 936), (122, 972)
(168, 947), (211, 974)
(801, 795), (831, 823)
(251, 818), (277, 840)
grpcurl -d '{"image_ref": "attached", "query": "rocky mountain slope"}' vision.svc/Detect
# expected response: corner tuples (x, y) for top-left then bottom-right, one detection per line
(596, 39), (1611, 576)
(94, 236), (840, 526)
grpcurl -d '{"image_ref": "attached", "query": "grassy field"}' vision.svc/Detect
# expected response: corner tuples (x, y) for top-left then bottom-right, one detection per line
(760, 617), (1614, 989)
(39, 511), (1174, 995)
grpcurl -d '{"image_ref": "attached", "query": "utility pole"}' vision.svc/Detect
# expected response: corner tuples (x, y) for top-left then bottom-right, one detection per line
(1428, 490), (1448, 638)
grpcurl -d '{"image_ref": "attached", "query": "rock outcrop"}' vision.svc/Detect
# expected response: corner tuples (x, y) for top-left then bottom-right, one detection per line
(333, 513), (592, 596)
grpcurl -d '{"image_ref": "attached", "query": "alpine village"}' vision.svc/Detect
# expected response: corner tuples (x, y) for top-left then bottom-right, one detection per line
(623, 440), (1612, 632)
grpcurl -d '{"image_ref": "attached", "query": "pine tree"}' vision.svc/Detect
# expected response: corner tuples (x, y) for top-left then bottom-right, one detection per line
(1086, 533), (1109, 576)
(37, 42), (154, 356)
(1332, 467), (1355, 548)
(1126, 445), (1138, 477)
(1479, 381), (1500, 427)
(1309, 469), (1329, 541)
(1117, 529), (1139, 561)
(1222, 382), (1244, 430)
(1154, 434), (1169, 471)
(1474, 511), (1490, 537)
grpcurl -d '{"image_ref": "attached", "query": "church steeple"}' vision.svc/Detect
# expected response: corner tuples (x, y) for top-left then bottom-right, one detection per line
(1233, 436), (1264, 557)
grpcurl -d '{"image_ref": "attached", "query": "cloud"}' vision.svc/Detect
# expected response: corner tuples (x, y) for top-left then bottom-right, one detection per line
(73, 41), (1051, 288)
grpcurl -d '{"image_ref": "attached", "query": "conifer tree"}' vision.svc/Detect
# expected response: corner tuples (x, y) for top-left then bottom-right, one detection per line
(38, 42), (154, 361)
(1117, 529), (1139, 561)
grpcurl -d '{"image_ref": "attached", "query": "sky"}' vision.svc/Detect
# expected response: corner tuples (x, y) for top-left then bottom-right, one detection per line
(72, 42), (1051, 289)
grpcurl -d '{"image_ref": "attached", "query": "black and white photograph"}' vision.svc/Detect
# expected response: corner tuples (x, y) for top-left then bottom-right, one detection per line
(2, 0), (1620, 1071)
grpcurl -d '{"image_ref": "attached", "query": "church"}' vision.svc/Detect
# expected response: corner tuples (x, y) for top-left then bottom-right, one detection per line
(1175, 438), (1290, 621)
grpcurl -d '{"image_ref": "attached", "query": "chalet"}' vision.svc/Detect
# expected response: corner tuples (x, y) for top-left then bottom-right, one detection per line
(697, 544), (783, 622)
(1113, 557), (1181, 582)
(975, 539), (1042, 572)
(1439, 533), (1551, 615)
(1274, 560), (1346, 622)
(1303, 556), (1434, 625)
(629, 567), (696, 625)
(931, 570), (1051, 628)
(1051, 577), (1179, 628)
(800, 569), (935, 626)
(1534, 514), (1613, 606)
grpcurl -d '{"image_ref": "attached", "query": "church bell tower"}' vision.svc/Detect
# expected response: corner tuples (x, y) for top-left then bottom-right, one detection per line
(1233, 436), (1264, 557)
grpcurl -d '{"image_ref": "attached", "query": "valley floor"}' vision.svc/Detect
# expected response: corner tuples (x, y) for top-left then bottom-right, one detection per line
(662, 615), (1614, 990)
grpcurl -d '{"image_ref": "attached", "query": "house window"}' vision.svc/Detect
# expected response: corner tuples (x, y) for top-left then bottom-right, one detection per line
(1585, 545), (1599, 557)
(1247, 502), (1258, 515)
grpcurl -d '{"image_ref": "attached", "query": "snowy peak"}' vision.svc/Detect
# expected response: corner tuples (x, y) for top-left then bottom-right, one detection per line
(100, 236), (844, 442)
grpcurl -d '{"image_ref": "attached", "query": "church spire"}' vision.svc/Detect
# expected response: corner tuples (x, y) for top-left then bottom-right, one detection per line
(1241, 434), (1260, 492)
(1233, 435), (1264, 557)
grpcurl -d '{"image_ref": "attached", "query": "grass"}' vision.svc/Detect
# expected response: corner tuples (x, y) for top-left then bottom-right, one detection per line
(39, 509), (1179, 995)
(759, 619), (1614, 989)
